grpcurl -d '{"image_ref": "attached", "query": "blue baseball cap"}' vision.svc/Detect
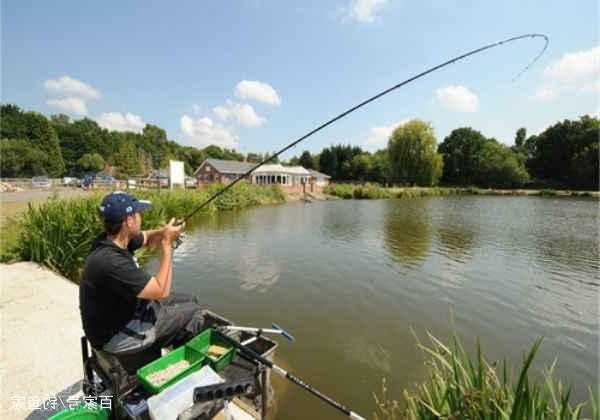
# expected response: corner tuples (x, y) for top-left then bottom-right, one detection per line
(98, 191), (152, 223)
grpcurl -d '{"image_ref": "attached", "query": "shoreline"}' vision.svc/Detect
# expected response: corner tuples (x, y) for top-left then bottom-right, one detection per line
(324, 184), (600, 200)
(0, 262), (84, 420)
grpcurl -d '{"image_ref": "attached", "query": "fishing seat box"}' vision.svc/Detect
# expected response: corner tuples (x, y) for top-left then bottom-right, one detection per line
(81, 311), (278, 419)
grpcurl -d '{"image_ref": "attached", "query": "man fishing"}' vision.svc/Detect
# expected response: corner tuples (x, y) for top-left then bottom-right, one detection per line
(79, 191), (206, 370)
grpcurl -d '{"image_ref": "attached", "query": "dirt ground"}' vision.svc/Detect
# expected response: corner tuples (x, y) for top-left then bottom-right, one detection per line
(0, 189), (93, 226)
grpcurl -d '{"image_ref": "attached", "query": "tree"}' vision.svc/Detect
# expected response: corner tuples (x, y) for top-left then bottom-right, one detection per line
(349, 153), (372, 181)
(299, 151), (315, 169)
(438, 127), (488, 185)
(1, 105), (65, 176)
(0, 139), (49, 177)
(114, 141), (141, 176)
(475, 140), (529, 187)
(318, 148), (337, 179)
(388, 119), (443, 186)
(515, 127), (527, 148)
(370, 150), (390, 184)
(527, 115), (599, 188)
(76, 153), (105, 173)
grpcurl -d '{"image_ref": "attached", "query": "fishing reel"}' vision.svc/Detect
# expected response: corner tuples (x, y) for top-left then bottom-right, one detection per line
(172, 234), (185, 250)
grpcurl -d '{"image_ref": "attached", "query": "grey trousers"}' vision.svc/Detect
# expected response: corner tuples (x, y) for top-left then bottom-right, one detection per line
(103, 293), (206, 355)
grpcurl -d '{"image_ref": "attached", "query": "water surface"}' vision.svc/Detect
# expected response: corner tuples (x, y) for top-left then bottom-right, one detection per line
(150, 196), (599, 419)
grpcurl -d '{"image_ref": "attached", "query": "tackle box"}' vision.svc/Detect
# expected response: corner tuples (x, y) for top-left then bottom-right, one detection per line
(137, 346), (206, 394)
(185, 329), (237, 372)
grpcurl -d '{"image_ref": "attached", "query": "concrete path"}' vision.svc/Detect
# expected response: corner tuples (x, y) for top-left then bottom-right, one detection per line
(1, 262), (84, 419)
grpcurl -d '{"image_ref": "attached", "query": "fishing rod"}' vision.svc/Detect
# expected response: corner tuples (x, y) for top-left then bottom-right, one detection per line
(215, 327), (366, 420)
(174, 32), (548, 228)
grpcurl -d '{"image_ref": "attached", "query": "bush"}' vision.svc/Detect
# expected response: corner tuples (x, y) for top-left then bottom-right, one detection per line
(374, 333), (598, 419)
(10, 183), (285, 281)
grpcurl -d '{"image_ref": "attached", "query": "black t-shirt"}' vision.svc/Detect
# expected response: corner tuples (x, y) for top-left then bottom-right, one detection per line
(79, 232), (152, 348)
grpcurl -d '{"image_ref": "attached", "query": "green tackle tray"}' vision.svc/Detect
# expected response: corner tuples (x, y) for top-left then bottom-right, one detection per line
(137, 345), (206, 394)
(48, 405), (109, 420)
(185, 329), (237, 372)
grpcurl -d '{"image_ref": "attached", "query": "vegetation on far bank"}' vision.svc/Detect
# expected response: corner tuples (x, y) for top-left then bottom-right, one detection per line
(1, 103), (597, 192)
(324, 183), (599, 200)
(0, 182), (285, 280)
(375, 333), (599, 420)
(292, 116), (598, 191)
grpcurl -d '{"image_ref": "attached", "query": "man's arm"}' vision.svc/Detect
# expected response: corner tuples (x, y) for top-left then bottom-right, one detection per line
(142, 228), (165, 248)
(137, 218), (181, 300)
(137, 240), (173, 299)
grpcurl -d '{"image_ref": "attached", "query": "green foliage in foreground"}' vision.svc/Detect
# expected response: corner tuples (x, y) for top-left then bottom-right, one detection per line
(374, 333), (598, 420)
(5, 183), (285, 280)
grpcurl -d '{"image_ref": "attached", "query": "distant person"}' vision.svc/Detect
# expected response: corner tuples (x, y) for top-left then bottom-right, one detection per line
(79, 191), (207, 370)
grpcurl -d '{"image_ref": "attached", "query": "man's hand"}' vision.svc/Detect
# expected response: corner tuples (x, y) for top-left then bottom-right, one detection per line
(161, 218), (185, 245)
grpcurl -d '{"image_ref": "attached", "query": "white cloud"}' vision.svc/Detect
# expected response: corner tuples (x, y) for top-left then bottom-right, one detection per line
(235, 80), (281, 106)
(180, 115), (239, 149)
(345, 0), (388, 23)
(44, 75), (101, 100)
(97, 112), (146, 133)
(213, 101), (266, 127)
(543, 46), (600, 86)
(435, 85), (479, 113)
(364, 118), (411, 147)
(534, 45), (600, 101)
(46, 97), (88, 116)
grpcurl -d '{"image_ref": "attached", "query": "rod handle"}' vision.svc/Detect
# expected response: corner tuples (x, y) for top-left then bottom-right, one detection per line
(272, 323), (295, 342)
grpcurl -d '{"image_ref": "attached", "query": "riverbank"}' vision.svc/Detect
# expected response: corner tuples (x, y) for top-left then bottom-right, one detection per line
(0, 183), (286, 280)
(325, 183), (600, 200)
(0, 262), (84, 420)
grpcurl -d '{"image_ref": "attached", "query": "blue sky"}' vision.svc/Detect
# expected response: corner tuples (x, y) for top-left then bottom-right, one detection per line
(2, 0), (598, 157)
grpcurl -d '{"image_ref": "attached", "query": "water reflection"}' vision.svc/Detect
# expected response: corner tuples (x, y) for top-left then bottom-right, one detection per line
(382, 199), (432, 267)
(320, 201), (365, 242)
(236, 247), (281, 293)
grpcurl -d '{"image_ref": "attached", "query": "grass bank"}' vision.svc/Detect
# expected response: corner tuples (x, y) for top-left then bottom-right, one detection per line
(325, 183), (600, 200)
(375, 333), (598, 419)
(0, 182), (285, 280)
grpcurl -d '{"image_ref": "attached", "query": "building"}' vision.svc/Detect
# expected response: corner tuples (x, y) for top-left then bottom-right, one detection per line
(193, 158), (330, 192)
(194, 159), (255, 184)
(308, 169), (331, 187)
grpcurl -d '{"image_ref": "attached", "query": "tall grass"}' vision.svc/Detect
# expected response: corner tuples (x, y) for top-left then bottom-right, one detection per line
(374, 333), (598, 420)
(324, 183), (392, 199)
(7, 183), (285, 281)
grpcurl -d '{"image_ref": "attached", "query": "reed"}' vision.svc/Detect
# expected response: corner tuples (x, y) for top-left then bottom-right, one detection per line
(5, 183), (285, 280)
(374, 333), (598, 420)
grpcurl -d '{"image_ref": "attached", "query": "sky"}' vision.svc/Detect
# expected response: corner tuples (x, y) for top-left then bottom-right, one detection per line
(2, 0), (598, 157)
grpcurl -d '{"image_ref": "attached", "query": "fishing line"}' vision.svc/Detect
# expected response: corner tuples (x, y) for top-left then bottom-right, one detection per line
(176, 33), (549, 227)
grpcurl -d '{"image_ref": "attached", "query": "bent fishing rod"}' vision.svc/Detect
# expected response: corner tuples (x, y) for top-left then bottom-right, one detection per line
(170, 34), (549, 417)
(175, 33), (548, 229)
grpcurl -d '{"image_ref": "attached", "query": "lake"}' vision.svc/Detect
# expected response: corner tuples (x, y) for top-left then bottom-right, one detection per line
(150, 196), (599, 419)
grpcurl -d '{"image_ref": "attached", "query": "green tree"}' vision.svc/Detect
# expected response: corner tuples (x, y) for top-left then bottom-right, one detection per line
(114, 142), (141, 176)
(76, 153), (105, 173)
(515, 127), (527, 148)
(388, 119), (443, 186)
(318, 148), (337, 178)
(299, 150), (315, 169)
(438, 127), (488, 185)
(1, 105), (65, 176)
(370, 150), (390, 184)
(0, 139), (49, 177)
(475, 140), (530, 187)
(350, 153), (372, 181)
(527, 115), (599, 188)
